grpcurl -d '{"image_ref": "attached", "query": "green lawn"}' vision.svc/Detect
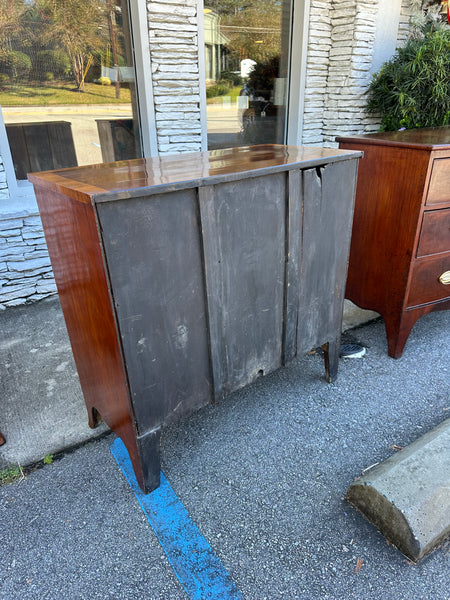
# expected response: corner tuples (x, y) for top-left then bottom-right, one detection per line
(206, 86), (242, 104)
(1, 81), (242, 106)
(0, 81), (132, 106)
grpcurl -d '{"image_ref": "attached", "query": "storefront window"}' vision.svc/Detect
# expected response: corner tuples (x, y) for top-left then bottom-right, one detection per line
(0, 0), (141, 182)
(204, 0), (293, 150)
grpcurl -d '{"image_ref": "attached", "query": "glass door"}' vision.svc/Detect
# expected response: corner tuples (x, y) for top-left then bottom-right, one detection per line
(203, 0), (293, 150)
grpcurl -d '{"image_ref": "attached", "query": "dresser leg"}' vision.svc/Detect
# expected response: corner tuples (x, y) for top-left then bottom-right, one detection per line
(322, 339), (340, 383)
(87, 406), (102, 429)
(384, 311), (421, 359)
(136, 428), (162, 494)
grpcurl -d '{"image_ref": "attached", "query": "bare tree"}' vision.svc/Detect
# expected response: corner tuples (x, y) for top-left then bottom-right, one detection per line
(0, 0), (27, 61)
(205, 0), (283, 63)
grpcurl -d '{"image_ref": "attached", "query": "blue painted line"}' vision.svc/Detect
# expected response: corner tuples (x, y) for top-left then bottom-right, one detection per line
(110, 438), (244, 600)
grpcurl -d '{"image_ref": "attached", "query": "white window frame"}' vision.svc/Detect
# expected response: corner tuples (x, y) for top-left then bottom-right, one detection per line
(128, 0), (158, 156)
(197, 0), (208, 151)
(0, 111), (33, 200)
(0, 0), (157, 211)
(287, 0), (311, 146)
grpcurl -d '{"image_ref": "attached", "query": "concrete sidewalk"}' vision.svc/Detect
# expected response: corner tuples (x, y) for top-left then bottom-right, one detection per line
(0, 297), (109, 470)
(0, 297), (377, 470)
(1, 297), (449, 599)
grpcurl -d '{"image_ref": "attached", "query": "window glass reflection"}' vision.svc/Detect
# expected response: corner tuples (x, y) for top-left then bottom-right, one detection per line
(0, 0), (141, 181)
(204, 0), (293, 150)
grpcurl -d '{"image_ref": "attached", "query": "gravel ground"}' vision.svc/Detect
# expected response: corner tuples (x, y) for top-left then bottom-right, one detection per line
(1, 310), (449, 600)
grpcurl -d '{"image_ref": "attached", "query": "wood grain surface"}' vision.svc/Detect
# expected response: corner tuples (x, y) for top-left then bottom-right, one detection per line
(337, 127), (450, 358)
(30, 144), (361, 492)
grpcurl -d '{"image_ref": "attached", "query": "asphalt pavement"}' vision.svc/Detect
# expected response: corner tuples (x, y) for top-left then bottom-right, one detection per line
(1, 301), (449, 599)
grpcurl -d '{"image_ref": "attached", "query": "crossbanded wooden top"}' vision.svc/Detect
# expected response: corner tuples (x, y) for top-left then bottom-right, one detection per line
(28, 144), (361, 204)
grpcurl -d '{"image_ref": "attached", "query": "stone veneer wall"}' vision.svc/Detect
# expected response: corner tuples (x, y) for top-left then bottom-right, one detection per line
(397, 0), (417, 44)
(147, 0), (203, 154)
(0, 0), (203, 309)
(0, 157), (7, 201)
(323, 0), (381, 143)
(302, 1), (333, 145)
(0, 0), (419, 308)
(0, 153), (55, 308)
(303, 0), (390, 146)
(0, 208), (56, 309)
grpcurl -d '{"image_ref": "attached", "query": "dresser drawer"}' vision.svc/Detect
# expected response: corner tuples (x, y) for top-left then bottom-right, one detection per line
(426, 158), (450, 205)
(417, 208), (450, 256)
(407, 254), (450, 307)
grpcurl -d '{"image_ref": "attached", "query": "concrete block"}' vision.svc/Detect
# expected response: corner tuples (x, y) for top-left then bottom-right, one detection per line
(22, 227), (45, 239)
(0, 219), (23, 232)
(2, 297), (27, 307)
(154, 87), (199, 97)
(155, 94), (200, 104)
(153, 71), (198, 81)
(155, 104), (199, 113)
(169, 134), (201, 143)
(346, 419), (450, 562)
(0, 284), (34, 302)
(23, 216), (43, 227)
(147, 3), (196, 17)
(36, 280), (57, 294)
(7, 256), (51, 272)
(158, 143), (200, 153)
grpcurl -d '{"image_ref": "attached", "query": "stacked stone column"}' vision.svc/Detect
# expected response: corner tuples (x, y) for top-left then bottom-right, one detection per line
(148, 0), (203, 154)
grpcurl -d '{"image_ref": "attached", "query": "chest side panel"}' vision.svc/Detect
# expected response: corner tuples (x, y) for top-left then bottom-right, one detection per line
(34, 186), (141, 481)
(340, 142), (430, 314)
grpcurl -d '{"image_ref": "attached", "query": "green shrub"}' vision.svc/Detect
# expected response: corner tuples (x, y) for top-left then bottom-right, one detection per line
(98, 76), (111, 86)
(366, 28), (450, 131)
(0, 73), (10, 86)
(35, 50), (71, 80)
(206, 82), (230, 98)
(245, 56), (279, 102)
(220, 70), (243, 87)
(0, 51), (32, 81)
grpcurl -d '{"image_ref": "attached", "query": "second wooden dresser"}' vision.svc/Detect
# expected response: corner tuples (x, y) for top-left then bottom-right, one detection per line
(338, 127), (450, 358)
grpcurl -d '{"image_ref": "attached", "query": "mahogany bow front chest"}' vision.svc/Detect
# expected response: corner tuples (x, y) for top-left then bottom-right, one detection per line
(29, 144), (361, 493)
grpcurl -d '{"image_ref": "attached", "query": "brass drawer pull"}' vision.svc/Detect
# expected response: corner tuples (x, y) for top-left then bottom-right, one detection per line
(439, 271), (450, 285)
